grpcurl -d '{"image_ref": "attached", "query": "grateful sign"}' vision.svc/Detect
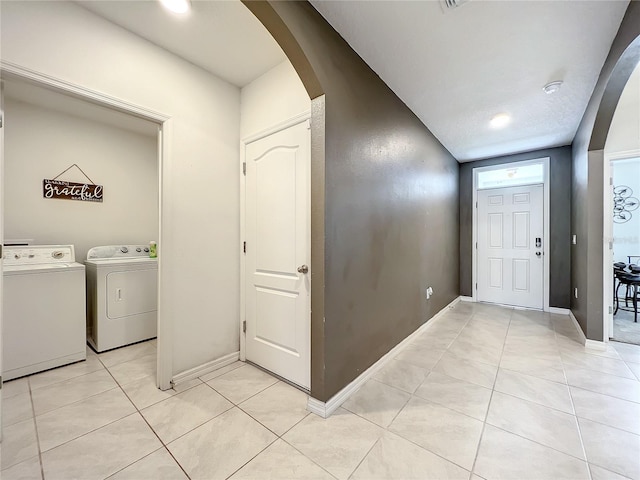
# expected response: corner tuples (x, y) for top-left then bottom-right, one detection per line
(43, 179), (103, 202)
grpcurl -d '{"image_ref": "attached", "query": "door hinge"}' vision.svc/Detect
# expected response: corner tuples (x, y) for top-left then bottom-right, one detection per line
(475, 283), (478, 290)
(610, 177), (613, 186)
(243, 241), (246, 254)
(475, 201), (478, 208)
(243, 320), (246, 333)
(0, 115), (3, 128)
(608, 306), (613, 315)
(242, 162), (246, 176)
(475, 242), (478, 249)
(609, 241), (613, 250)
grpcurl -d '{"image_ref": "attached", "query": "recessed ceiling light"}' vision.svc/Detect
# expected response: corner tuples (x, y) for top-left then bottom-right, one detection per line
(543, 80), (563, 95)
(490, 113), (511, 128)
(159, 0), (190, 14)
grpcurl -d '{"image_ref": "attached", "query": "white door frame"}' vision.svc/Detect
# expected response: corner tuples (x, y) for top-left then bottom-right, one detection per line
(0, 62), (173, 390)
(239, 111), (311, 363)
(603, 149), (640, 341)
(472, 157), (550, 311)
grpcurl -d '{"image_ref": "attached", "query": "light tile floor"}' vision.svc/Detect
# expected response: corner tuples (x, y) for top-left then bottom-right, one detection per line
(2, 302), (640, 479)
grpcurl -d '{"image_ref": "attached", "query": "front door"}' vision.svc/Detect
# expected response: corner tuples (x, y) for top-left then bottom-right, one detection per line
(477, 184), (544, 309)
(244, 120), (310, 389)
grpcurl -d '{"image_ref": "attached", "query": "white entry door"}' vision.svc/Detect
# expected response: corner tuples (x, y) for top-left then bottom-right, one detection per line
(477, 184), (544, 309)
(244, 120), (310, 389)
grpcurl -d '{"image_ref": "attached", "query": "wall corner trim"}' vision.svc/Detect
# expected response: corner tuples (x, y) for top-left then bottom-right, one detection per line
(306, 296), (463, 419)
(568, 310), (588, 346)
(548, 307), (571, 315)
(171, 351), (239, 387)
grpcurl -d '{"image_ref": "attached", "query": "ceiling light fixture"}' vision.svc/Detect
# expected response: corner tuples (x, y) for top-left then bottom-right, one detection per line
(543, 80), (563, 95)
(490, 113), (511, 129)
(159, 0), (190, 14)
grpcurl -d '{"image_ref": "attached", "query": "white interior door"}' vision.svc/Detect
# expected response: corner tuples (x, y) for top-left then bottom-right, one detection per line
(477, 184), (544, 309)
(245, 120), (310, 389)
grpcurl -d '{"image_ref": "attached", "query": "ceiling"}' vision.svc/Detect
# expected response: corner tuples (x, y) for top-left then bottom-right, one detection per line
(74, 0), (632, 162)
(76, 0), (286, 87)
(310, 0), (630, 161)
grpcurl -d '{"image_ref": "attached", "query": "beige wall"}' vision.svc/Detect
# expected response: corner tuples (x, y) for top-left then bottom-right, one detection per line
(240, 60), (310, 138)
(1, 1), (241, 376)
(4, 96), (158, 262)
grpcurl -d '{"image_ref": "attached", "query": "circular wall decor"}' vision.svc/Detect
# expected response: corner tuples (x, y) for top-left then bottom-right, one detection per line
(613, 185), (639, 223)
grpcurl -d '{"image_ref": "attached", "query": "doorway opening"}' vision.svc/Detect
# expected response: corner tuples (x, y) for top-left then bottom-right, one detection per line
(472, 158), (550, 310)
(0, 66), (172, 391)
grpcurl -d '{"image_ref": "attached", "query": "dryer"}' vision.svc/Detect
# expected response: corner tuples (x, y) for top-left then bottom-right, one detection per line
(3, 245), (86, 380)
(85, 245), (158, 352)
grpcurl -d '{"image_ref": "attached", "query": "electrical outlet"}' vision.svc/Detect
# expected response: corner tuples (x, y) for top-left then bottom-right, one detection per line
(572, 235), (577, 245)
(426, 287), (434, 300)
(574, 288), (578, 299)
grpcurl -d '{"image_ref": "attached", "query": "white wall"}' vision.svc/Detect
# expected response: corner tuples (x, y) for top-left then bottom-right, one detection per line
(612, 158), (640, 264)
(606, 62), (640, 154)
(1, 1), (241, 375)
(240, 60), (310, 138)
(4, 97), (158, 262)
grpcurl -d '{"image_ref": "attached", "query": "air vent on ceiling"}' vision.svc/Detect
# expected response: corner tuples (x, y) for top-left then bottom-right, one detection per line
(443, 0), (470, 10)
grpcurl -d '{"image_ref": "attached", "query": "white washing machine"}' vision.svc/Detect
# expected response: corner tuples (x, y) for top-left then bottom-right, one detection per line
(85, 245), (158, 352)
(2, 245), (86, 381)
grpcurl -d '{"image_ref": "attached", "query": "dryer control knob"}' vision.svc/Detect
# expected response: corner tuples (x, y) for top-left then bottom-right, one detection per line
(121, 247), (129, 254)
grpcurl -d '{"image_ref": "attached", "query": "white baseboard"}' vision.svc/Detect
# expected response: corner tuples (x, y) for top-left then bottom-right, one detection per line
(567, 311), (607, 351)
(172, 351), (239, 387)
(459, 296), (473, 302)
(549, 307), (571, 315)
(569, 311), (588, 345)
(585, 339), (607, 351)
(307, 296), (463, 419)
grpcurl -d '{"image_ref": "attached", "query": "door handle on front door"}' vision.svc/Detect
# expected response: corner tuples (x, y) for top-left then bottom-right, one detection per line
(536, 252), (542, 257)
(297, 265), (309, 274)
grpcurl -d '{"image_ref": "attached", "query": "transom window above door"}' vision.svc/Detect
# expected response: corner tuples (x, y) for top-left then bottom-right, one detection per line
(477, 163), (545, 190)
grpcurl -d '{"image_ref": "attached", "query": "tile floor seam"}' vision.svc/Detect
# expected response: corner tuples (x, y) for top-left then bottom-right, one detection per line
(279, 437), (341, 480)
(28, 363), (103, 393)
(28, 374), (46, 480)
(108, 359), (194, 480)
(560, 358), (637, 381)
(345, 435), (383, 480)
(563, 375), (640, 405)
(92, 352), (194, 480)
(235, 399), (310, 438)
(491, 381), (579, 416)
(468, 306), (513, 478)
(32, 385), (121, 419)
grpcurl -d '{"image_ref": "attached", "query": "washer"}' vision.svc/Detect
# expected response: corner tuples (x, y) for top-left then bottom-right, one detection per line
(3, 245), (86, 381)
(85, 245), (157, 352)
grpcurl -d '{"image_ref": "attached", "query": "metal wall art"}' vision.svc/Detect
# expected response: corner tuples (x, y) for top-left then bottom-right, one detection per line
(613, 185), (639, 223)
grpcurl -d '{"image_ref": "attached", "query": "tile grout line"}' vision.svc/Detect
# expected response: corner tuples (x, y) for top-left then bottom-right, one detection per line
(560, 343), (593, 480)
(468, 306), (514, 478)
(98, 351), (194, 480)
(27, 377), (46, 480)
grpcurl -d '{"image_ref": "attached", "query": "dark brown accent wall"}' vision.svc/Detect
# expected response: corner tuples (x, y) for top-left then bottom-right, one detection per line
(571, 1), (640, 340)
(245, 1), (460, 402)
(459, 147), (573, 308)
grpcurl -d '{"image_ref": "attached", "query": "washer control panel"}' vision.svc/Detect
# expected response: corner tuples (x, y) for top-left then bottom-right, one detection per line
(87, 245), (152, 260)
(2, 245), (76, 266)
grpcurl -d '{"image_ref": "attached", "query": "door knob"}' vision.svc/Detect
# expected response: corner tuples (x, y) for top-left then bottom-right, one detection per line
(297, 265), (309, 274)
(536, 251), (542, 257)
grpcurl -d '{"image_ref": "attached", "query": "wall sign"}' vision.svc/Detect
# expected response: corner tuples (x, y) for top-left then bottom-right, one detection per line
(43, 164), (103, 203)
(43, 179), (103, 202)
